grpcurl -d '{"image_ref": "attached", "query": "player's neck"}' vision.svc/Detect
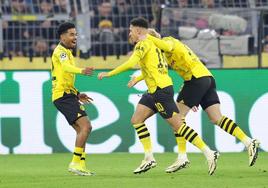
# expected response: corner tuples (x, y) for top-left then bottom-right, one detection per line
(59, 42), (71, 49)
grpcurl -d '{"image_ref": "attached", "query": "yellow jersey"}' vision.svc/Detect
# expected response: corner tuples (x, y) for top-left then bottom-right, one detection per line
(51, 43), (82, 101)
(147, 35), (212, 81)
(108, 38), (172, 93)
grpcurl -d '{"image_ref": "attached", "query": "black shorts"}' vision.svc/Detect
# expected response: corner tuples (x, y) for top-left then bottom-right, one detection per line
(53, 93), (87, 125)
(176, 76), (220, 110)
(139, 86), (179, 119)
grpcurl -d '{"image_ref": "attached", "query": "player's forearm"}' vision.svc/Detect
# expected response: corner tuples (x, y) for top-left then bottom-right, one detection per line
(147, 35), (173, 52)
(62, 63), (82, 74)
(108, 56), (139, 77)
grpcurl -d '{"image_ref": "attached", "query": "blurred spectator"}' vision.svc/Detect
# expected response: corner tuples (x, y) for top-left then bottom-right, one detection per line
(150, 0), (167, 27)
(3, 21), (31, 56)
(114, 0), (129, 15)
(1, 0), (12, 13)
(112, 0), (134, 43)
(128, 0), (153, 20)
(200, 0), (215, 8)
(92, 19), (121, 56)
(221, 0), (248, 7)
(113, 0), (133, 27)
(11, 0), (31, 14)
(98, 2), (113, 18)
(161, 15), (178, 37)
(256, 0), (268, 7)
(54, 0), (68, 13)
(31, 37), (49, 56)
(170, 0), (198, 8)
(40, 0), (53, 14)
(91, 1), (113, 28)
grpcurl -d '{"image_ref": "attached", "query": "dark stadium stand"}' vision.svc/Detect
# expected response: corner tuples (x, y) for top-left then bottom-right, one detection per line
(0, 0), (268, 68)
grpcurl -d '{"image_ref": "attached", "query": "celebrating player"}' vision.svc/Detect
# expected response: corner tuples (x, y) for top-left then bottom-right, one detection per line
(98, 17), (219, 175)
(51, 22), (95, 176)
(128, 28), (260, 173)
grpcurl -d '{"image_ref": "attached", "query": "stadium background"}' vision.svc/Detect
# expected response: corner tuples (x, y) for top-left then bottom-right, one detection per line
(0, 0), (268, 155)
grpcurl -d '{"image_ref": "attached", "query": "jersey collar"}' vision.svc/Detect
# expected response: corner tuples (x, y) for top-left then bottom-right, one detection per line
(59, 42), (71, 50)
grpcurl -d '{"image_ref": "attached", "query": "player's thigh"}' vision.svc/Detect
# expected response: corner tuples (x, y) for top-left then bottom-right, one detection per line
(176, 102), (191, 117)
(176, 76), (211, 108)
(131, 93), (156, 124)
(153, 86), (179, 119)
(200, 77), (220, 110)
(54, 93), (88, 126)
(75, 116), (92, 132)
(165, 113), (184, 132)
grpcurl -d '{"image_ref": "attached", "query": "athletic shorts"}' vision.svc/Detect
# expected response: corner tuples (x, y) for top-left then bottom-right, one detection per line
(139, 86), (179, 119)
(53, 93), (87, 125)
(176, 76), (220, 110)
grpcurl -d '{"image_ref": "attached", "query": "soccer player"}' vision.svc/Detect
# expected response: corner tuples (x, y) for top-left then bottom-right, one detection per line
(98, 17), (219, 175)
(128, 28), (260, 173)
(51, 22), (95, 176)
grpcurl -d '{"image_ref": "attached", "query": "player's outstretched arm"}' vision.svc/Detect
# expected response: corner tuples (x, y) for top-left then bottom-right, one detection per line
(98, 54), (140, 80)
(62, 62), (94, 76)
(98, 72), (109, 80)
(127, 74), (144, 88)
(81, 67), (94, 76)
(147, 34), (173, 52)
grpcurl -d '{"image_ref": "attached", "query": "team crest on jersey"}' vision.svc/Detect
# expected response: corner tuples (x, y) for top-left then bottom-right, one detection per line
(80, 105), (85, 111)
(135, 46), (144, 51)
(60, 52), (67, 61)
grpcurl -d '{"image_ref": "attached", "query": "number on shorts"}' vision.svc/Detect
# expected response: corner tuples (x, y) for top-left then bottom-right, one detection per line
(155, 102), (165, 112)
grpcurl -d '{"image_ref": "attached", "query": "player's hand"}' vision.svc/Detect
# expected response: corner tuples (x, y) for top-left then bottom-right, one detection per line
(78, 93), (93, 104)
(191, 106), (199, 112)
(127, 76), (138, 88)
(148, 28), (161, 38)
(98, 72), (109, 80)
(82, 67), (94, 76)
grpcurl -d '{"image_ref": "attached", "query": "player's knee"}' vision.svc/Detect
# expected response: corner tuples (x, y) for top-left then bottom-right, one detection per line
(131, 116), (143, 125)
(172, 124), (180, 132)
(88, 123), (92, 132)
(176, 114), (185, 125)
(130, 116), (137, 125)
(209, 117), (219, 125)
(81, 122), (92, 134)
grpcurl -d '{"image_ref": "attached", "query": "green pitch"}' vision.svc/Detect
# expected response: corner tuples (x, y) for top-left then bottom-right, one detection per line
(0, 152), (267, 188)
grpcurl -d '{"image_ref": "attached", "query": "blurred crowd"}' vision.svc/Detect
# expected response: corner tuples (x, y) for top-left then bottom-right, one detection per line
(1, 0), (268, 57)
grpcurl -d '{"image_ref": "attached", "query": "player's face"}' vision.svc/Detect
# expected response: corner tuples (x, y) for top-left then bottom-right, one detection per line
(61, 28), (77, 49)
(128, 25), (139, 44)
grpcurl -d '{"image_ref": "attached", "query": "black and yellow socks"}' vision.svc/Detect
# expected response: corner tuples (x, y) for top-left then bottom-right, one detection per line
(217, 116), (251, 147)
(80, 152), (86, 167)
(177, 122), (212, 157)
(71, 147), (83, 163)
(174, 132), (186, 155)
(133, 123), (152, 153)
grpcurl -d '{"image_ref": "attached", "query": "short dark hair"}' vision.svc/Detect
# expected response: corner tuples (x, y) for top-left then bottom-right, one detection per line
(130, 17), (149, 29)
(57, 22), (76, 37)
